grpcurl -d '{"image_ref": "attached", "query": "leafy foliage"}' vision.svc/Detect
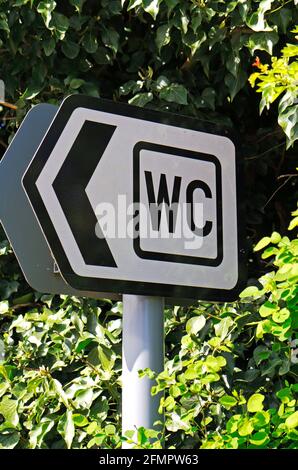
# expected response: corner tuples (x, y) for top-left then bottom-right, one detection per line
(0, 0), (298, 449)
(249, 27), (298, 147)
(126, 210), (298, 448)
(0, 283), (123, 448)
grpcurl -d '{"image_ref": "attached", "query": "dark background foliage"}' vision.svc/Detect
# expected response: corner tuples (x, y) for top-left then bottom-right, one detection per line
(0, 0), (297, 449)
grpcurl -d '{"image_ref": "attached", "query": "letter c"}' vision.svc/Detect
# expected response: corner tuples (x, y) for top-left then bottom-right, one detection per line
(186, 180), (213, 237)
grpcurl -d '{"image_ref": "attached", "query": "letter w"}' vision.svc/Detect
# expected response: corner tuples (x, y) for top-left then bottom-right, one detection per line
(144, 171), (181, 233)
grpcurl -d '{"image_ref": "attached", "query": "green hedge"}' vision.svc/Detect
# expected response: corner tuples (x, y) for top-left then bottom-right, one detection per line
(0, 0), (298, 449)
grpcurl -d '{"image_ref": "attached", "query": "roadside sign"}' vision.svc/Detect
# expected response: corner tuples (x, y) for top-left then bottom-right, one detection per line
(0, 103), (118, 299)
(23, 95), (246, 301)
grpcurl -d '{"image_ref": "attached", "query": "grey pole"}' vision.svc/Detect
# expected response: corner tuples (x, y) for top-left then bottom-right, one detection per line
(122, 295), (164, 448)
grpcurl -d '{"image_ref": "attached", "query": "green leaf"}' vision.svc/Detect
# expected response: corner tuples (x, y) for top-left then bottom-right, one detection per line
(247, 393), (265, 413)
(0, 280), (19, 299)
(282, 43), (298, 58)
(214, 316), (234, 339)
(224, 70), (247, 101)
(289, 216), (298, 231)
(246, 32), (279, 55)
(271, 8), (292, 34)
(51, 378), (70, 408)
(254, 236), (271, 251)
(104, 424), (116, 435)
(186, 315), (206, 335)
(227, 415), (241, 433)
(119, 80), (143, 96)
(152, 75), (169, 92)
(271, 231), (281, 244)
(73, 389), (93, 409)
(42, 37), (56, 56)
(159, 84), (188, 105)
(238, 417), (254, 436)
(184, 364), (198, 380)
(156, 24), (171, 51)
(137, 426), (147, 445)
(143, 0), (160, 20)
(0, 432), (19, 449)
(49, 12), (69, 40)
(166, 412), (190, 432)
(169, 385), (181, 398)
(278, 100), (298, 148)
(246, 0), (273, 32)
(253, 411), (270, 429)
(20, 83), (44, 101)
(249, 430), (269, 446)
(127, 0), (142, 10)
(279, 359), (290, 375)
(0, 16), (10, 33)
(83, 32), (98, 54)
(184, 30), (206, 55)
(129, 92), (153, 107)
(259, 301), (277, 317)
(244, 369), (260, 382)
(261, 246), (278, 259)
(239, 285), (260, 298)
(219, 395), (238, 410)
(75, 336), (93, 353)
(101, 28), (119, 54)
(287, 430), (298, 441)
(0, 396), (19, 426)
(69, 78), (85, 90)
(61, 40), (80, 59)
(29, 419), (55, 448)
(86, 421), (97, 434)
(253, 346), (270, 365)
(57, 410), (75, 449)
(205, 355), (226, 372)
(37, 1), (57, 28)
(180, 10), (189, 35)
(98, 345), (115, 372)
(272, 308), (290, 324)
(277, 387), (294, 404)
(0, 301), (9, 315)
(285, 411), (298, 429)
(164, 0), (179, 10)
(191, 11), (202, 32)
(87, 346), (101, 367)
(73, 414), (89, 427)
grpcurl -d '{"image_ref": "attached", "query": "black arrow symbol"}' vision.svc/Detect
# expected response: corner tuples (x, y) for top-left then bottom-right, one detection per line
(52, 120), (117, 267)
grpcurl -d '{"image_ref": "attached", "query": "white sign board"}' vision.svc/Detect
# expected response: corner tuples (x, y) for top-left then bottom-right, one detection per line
(23, 95), (246, 301)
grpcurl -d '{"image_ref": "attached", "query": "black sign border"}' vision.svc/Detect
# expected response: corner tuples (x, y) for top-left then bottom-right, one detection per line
(23, 94), (246, 302)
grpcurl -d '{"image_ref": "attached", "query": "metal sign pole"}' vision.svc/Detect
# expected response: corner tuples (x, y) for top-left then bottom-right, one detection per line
(122, 295), (164, 448)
